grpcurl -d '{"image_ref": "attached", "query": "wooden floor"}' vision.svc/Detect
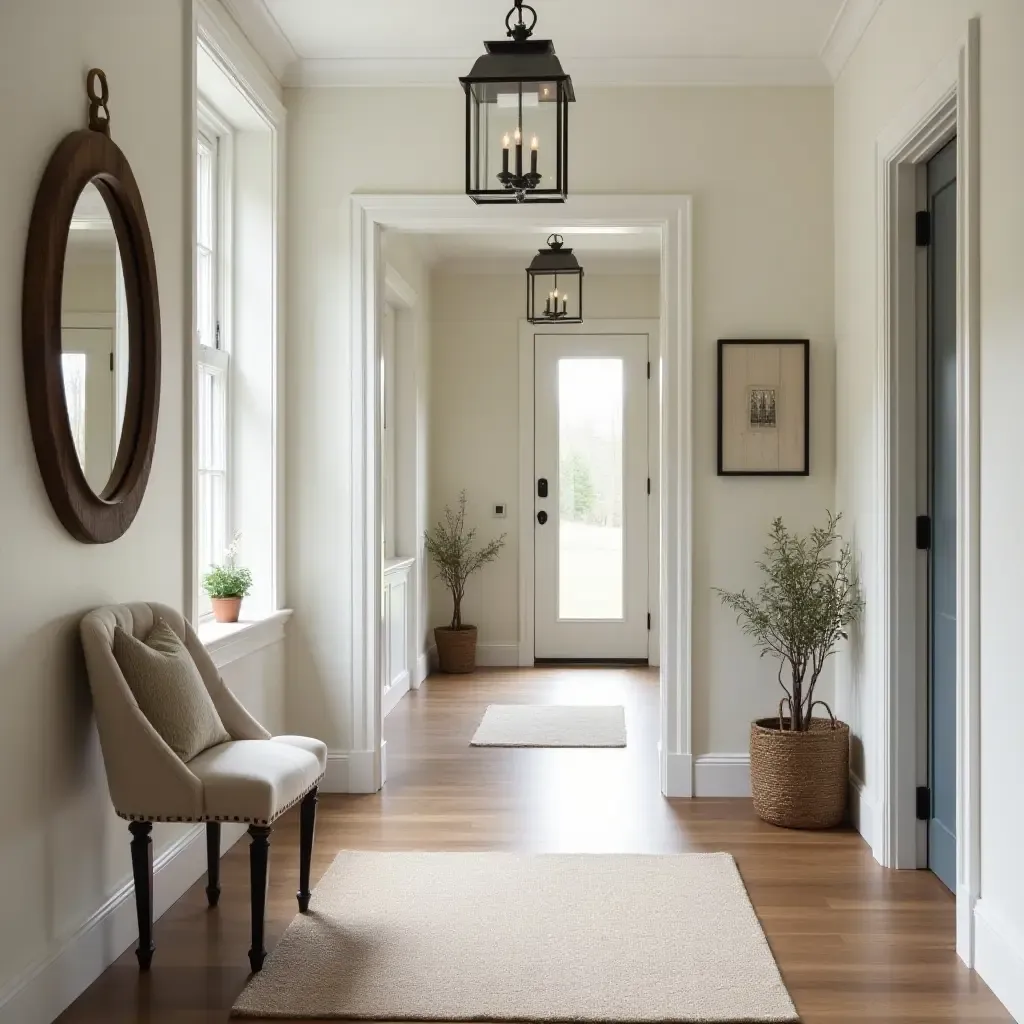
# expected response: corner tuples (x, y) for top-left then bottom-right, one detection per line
(59, 667), (1008, 1023)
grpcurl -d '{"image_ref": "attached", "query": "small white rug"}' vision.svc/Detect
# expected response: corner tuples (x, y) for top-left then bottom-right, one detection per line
(470, 704), (627, 747)
(233, 851), (797, 1021)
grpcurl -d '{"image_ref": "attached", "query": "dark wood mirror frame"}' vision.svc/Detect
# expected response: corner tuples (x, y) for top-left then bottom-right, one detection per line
(22, 69), (161, 544)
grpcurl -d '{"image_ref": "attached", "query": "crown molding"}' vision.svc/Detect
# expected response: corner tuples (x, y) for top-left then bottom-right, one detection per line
(820, 0), (884, 81)
(285, 54), (833, 89)
(218, 0), (297, 84)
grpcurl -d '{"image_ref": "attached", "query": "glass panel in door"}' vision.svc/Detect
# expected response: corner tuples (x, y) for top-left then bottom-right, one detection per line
(557, 358), (624, 620)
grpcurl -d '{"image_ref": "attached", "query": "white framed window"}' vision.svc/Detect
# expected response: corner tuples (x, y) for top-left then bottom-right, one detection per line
(196, 113), (232, 616)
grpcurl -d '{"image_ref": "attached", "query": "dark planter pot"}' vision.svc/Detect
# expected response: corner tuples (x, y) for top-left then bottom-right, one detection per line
(749, 717), (850, 829)
(434, 626), (478, 674)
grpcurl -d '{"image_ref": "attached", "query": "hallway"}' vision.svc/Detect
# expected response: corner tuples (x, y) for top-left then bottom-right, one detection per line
(59, 667), (1007, 1023)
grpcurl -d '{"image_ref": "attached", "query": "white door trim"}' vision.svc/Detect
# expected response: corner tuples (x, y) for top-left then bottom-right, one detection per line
(350, 194), (693, 798)
(383, 262), (426, 694)
(874, 19), (980, 966)
(518, 319), (660, 666)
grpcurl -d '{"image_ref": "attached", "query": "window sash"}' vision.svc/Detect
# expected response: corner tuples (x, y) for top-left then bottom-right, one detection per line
(196, 116), (229, 618)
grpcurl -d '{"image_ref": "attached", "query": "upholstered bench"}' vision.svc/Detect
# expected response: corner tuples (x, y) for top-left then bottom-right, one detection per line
(80, 602), (326, 972)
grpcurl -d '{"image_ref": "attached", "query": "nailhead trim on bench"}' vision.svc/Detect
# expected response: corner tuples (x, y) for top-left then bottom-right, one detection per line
(115, 773), (325, 827)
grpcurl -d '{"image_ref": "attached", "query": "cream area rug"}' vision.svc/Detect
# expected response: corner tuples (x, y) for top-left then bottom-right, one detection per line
(469, 704), (627, 747)
(233, 851), (798, 1022)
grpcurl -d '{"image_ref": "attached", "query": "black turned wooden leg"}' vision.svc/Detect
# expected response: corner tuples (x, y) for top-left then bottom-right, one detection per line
(297, 787), (318, 912)
(128, 822), (155, 970)
(205, 822), (221, 907)
(248, 825), (272, 973)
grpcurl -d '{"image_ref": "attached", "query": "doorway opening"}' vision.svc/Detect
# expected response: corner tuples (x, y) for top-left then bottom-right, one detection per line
(347, 195), (693, 798)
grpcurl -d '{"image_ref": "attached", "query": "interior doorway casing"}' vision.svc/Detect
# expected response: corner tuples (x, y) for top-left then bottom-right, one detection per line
(349, 194), (693, 799)
(874, 20), (979, 965)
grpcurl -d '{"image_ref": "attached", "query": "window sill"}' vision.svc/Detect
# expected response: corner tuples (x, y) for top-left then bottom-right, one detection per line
(199, 609), (292, 670)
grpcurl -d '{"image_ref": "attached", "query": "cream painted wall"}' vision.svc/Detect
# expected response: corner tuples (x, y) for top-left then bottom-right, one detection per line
(0, 0), (188, 1001)
(833, 1), (1024, 1014)
(427, 269), (659, 654)
(0, 3), (290, 1018)
(62, 247), (117, 316)
(286, 85), (835, 756)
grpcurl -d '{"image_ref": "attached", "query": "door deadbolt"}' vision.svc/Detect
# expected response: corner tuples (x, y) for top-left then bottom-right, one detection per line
(537, 510), (548, 525)
(537, 478), (548, 498)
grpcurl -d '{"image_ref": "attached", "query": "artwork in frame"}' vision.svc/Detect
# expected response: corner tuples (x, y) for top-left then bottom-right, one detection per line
(717, 339), (809, 476)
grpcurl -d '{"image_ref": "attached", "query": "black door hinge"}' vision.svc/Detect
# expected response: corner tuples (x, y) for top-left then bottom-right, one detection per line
(916, 515), (932, 551)
(215, 320), (221, 347)
(647, 613), (651, 631)
(647, 361), (651, 380)
(916, 786), (930, 821)
(109, 352), (114, 372)
(915, 210), (931, 247)
(647, 477), (651, 495)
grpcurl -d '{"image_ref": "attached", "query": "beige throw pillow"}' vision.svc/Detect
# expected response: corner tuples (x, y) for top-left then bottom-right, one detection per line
(113, 619), (231, 762)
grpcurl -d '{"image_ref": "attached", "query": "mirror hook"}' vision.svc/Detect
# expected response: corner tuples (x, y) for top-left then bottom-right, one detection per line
(87, 69), (110, 136)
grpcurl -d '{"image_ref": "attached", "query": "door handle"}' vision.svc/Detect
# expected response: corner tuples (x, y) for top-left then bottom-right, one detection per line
(537, 510), (548, 525)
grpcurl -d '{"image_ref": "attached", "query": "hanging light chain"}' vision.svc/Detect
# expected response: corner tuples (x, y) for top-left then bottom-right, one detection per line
(505, 0), (537, 43)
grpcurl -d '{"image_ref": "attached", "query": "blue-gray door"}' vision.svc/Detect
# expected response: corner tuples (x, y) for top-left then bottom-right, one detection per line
(926, 138), (957, 893)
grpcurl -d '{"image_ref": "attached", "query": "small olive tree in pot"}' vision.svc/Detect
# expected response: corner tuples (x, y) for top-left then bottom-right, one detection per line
(425, 492), (505, 673)
(716, 512), (863, 829)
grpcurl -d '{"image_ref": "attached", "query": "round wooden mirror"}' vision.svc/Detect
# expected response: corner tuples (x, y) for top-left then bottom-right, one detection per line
(23, 70), (160, 543)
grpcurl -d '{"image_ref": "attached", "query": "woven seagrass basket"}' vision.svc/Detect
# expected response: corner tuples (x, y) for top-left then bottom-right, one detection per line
(749, 717), (850, 829)
(434, 626), (478, 674)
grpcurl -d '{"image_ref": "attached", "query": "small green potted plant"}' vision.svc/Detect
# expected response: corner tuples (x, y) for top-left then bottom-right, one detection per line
(425, 491), (505, 673)
(202, 533), (253, 624)
(716, 512), (863, 829)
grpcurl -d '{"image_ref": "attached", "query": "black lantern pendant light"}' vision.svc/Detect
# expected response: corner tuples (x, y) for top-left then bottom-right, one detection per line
(460, 1), (575, 204)
(526, 235), (584, 324)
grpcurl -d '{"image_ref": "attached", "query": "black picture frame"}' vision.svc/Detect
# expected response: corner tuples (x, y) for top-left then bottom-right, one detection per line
(716, 339), (809, 477)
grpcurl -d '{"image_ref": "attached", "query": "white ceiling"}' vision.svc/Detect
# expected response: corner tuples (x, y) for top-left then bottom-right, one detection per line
(222, 0), (883, 87)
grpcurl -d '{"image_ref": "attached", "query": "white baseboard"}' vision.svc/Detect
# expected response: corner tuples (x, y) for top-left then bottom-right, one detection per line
(694, 754), (751, 797)
(975, 899), (1024, 1022)
(322, 752), (349, 792)
(323, 748), (384, 794)
(957, 884), (977, 967)
(662, 749), (692, 797)
(848, 773), (878, 853)
(0, 821), (245, 1024)
(424, 642), (519, 670)
(475, 643), (521, 667)
(414, 650), (429, 688)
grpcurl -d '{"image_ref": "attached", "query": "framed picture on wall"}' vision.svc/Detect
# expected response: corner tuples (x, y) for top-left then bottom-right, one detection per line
(717, 339), (809, 476)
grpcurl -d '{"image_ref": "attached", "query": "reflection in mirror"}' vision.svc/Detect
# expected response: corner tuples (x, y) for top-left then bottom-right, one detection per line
(61, 181), (128, 495)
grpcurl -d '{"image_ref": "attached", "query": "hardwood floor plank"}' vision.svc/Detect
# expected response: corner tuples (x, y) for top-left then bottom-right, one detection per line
(56, 666), (1009, 1023)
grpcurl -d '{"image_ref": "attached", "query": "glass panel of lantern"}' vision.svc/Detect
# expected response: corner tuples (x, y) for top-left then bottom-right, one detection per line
(461, 3), (574, 204)
(526, 235), (584, 324)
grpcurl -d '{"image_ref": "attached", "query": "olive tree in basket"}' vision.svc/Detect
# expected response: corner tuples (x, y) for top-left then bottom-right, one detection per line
(425, 491), (505, 673)
(716, 512), (863, 829)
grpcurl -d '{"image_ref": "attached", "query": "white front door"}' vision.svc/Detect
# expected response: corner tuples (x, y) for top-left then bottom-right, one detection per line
(534, 333), (649, 660)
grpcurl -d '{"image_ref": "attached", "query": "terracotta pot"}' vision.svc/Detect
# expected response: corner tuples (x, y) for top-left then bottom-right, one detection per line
(434, 626), (478, 674)
(211, 597), (243, 624)
(749, 717), (850, 829)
